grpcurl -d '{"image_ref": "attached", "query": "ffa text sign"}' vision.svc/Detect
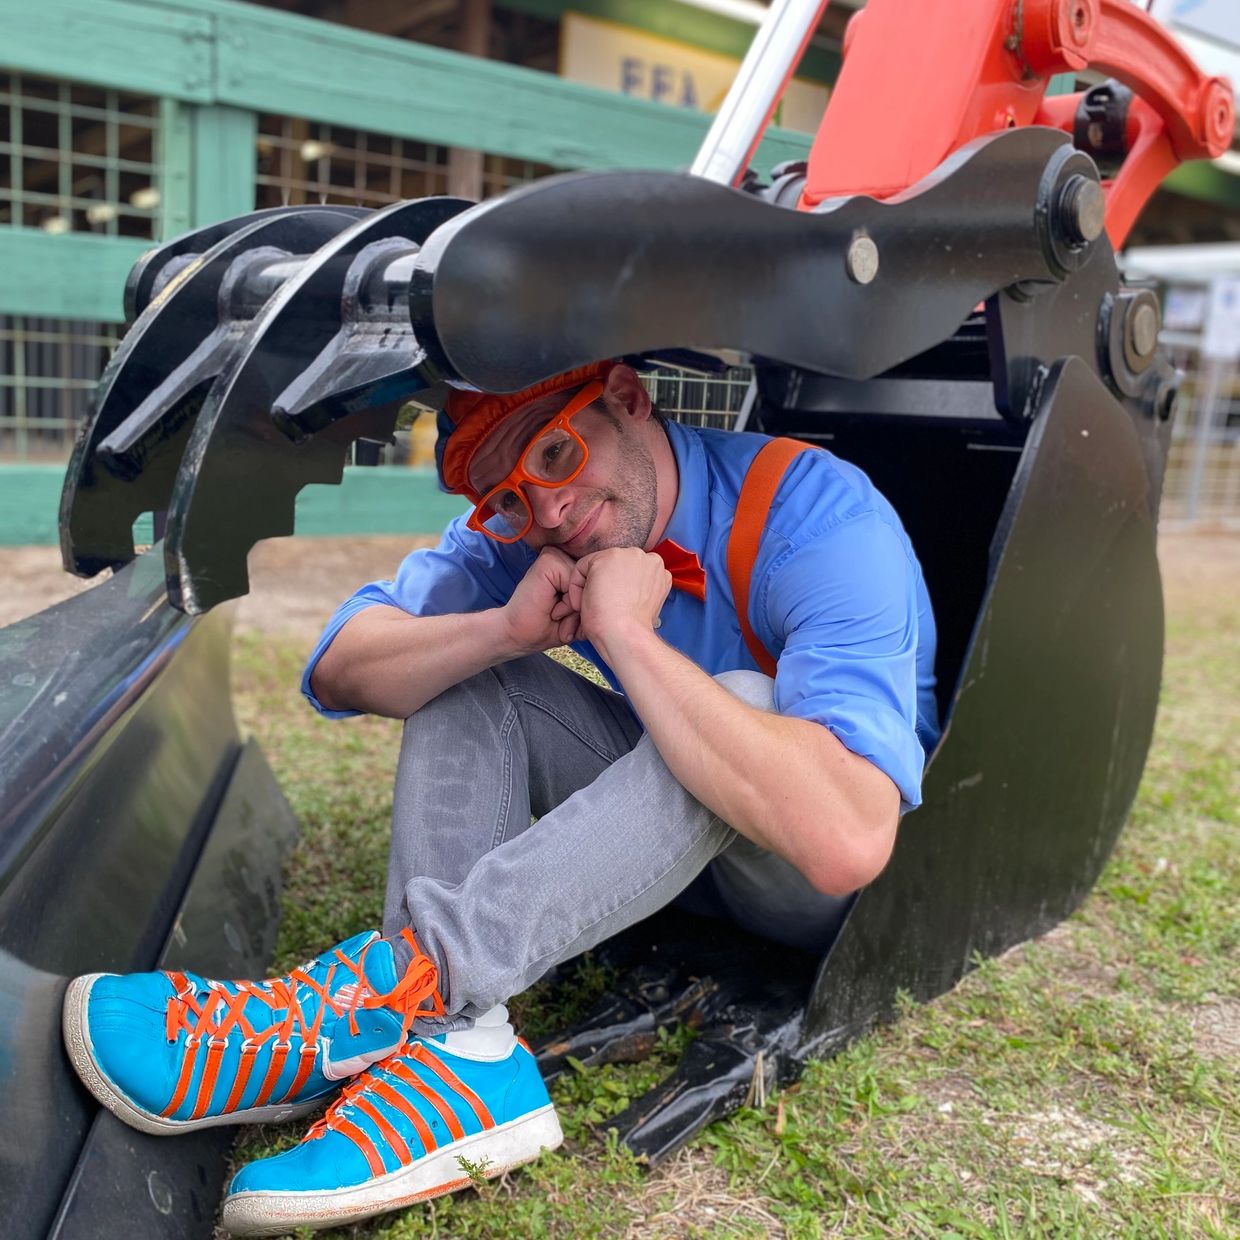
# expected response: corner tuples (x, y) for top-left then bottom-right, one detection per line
(560, 12), (829, 135)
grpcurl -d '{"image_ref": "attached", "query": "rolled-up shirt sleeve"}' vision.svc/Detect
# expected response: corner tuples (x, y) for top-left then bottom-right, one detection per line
(301, 516), (530, 718)
(761, 512), (926, 809)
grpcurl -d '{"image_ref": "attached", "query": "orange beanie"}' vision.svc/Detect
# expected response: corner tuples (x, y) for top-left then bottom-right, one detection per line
(437, 361), (617, 502)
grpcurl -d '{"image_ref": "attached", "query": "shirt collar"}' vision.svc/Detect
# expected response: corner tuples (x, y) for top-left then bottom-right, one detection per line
(657, 420), (711, 558)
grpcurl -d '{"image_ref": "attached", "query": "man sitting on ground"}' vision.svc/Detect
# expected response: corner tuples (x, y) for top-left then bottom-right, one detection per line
(64, 360), (939, 1235)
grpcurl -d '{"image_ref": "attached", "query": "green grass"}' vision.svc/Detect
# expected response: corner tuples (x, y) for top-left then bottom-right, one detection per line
(226, 567), (1238, 1239)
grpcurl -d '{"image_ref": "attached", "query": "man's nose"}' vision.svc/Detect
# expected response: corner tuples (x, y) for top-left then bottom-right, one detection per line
(526, 481), (573, 531)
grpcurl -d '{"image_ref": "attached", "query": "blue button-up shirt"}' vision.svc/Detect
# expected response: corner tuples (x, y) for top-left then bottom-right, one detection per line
(303, 420), (940, 808)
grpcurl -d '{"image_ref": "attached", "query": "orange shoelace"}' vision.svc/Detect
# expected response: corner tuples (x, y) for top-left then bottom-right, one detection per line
(160, 929), (443, 1121)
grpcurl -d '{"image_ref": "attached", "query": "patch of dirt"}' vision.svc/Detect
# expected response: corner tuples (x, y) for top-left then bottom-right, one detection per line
(1188, 996), (1240, 1061)
(1156, 526), (1240, 612)
(232, 535), (437, 638)
(919, 1071), (982, 1111)
(0, 545), (106, 627)
(999, 1102), (1150, 1204)
(0, 536), (436, 637)
(1023, 923), (1122, 998)
(626, 1147), (787, 1239)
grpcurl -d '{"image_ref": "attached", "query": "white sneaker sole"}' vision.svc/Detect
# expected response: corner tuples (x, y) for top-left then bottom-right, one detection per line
(221, 1105), (564, 1236)
(62, 974), (332, 1135)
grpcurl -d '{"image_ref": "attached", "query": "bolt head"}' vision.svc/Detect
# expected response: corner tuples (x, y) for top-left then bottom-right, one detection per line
(1201, 78), (1235, 157)
(1060, 175), (1106, 246)
(846, 235), (879, 285)
(1053, 0), (1096, 52)
(1130, 302), (1159, 360)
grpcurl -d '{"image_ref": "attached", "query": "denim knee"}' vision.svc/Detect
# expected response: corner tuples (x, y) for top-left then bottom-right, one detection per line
(712, 668), (775, 710)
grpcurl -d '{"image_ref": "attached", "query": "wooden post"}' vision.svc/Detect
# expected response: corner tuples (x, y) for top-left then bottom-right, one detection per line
(447, 0), (492, 200)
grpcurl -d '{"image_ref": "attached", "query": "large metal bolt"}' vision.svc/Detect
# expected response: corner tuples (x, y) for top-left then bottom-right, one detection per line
(1129, 302), (1159, 360)
(1058, 175), (1106, 246)
(846, 234), (879, 284)
(1122, 291), (1161, 374)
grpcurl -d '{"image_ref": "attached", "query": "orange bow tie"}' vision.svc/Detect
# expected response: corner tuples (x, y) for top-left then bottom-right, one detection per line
(653, 539), (707, 602)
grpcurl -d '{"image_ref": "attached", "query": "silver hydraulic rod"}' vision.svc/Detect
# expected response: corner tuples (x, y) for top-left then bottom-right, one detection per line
(689, 0), (830, 187)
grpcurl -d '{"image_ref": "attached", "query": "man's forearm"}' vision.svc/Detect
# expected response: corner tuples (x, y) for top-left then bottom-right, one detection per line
(311, 605), (520, 719)
(596, 622), (901, 896)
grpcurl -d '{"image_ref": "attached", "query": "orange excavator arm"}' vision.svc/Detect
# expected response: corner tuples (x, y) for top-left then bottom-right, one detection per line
(802, 0), (1233, 245)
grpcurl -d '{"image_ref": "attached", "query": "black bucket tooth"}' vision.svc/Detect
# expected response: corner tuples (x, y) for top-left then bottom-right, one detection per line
(59, 207), (366, 578)
(536, 967), (721, 1079)
(163, 196), (472, 614)
(534, 908), (819, 1088)
(605, 979), (811, 1165)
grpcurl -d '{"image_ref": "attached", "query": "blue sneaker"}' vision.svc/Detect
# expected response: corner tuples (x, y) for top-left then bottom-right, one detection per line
(62, 929), (443, 1134)
(221, 1009), (562, 1235)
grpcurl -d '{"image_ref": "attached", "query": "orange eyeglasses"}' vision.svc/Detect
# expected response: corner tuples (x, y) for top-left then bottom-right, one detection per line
(466, 380), (604, 543)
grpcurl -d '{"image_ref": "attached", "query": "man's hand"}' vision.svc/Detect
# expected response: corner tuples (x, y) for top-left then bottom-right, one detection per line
(560, 547), (672, 662)
(501, 547), (581, 654)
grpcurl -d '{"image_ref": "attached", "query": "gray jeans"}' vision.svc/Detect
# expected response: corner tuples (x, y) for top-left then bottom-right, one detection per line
(383, 654), (850, 1026)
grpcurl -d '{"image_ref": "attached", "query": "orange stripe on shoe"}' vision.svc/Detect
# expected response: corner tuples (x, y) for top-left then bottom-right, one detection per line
(409, 1046), (495, 1129)
(370, 1080), (438, 1155)
(353, 1096), (412, 1167)
(251, 1042), (291, 1108)
(280, 1045), (319, 1104)
(161, 1043), (200, 1118)
(221, 1045), (259, 1116)
(190, 1040), (226, 1121)
(387, 1059), (466, 1141)
(333, 1117), (387, 1178)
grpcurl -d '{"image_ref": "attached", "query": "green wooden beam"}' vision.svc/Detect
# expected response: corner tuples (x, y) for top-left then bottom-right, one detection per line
(0, 229), (150, 320)
(498, 0), (840, 84)
(0, 464), (468, 545)
(158, 98), (194, 239)
(1, 0), (814, 174)
(213, 2), (812, 172)
(1045, 73), (1078, 97)
(0, 466), (72, 545)
(0, 0), (213, 101)
(190, 105), (258, 227)
(293, 468), (471, 538)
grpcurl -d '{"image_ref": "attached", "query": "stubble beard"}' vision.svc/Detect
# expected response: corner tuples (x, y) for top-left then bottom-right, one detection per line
(561, 436), (659, 557)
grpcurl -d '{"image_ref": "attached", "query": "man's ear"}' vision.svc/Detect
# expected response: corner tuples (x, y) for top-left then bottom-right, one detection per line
(603, 363), (652, 422)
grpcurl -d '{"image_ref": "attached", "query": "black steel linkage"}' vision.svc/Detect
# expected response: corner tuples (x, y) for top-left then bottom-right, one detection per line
(162, 196), (470, 613)
(404, 128), (1104, 395)
(60, 207), (366, 577)
(122, 206), (369, 324)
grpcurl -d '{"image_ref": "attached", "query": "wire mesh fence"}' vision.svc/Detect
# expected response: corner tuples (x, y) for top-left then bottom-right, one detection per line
(0, 317), (121, 462)
(1159, 339), (1240, 527)
(642, 365), (754, 431)
(255, 114), (558, 210)
(0, 72), (161, 238)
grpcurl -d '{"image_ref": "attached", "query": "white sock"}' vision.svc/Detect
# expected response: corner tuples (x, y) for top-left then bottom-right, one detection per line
(438, 1005), (517, 1060)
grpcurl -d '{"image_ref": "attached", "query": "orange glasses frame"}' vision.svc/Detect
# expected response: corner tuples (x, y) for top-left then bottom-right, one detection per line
(466, 380), (605, 543)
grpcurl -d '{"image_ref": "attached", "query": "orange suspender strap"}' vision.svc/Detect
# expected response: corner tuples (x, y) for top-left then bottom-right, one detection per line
(726, 437), (813, 678)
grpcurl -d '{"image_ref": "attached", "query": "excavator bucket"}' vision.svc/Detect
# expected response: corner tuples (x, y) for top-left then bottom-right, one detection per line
(1, 0), (1231, 1229)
